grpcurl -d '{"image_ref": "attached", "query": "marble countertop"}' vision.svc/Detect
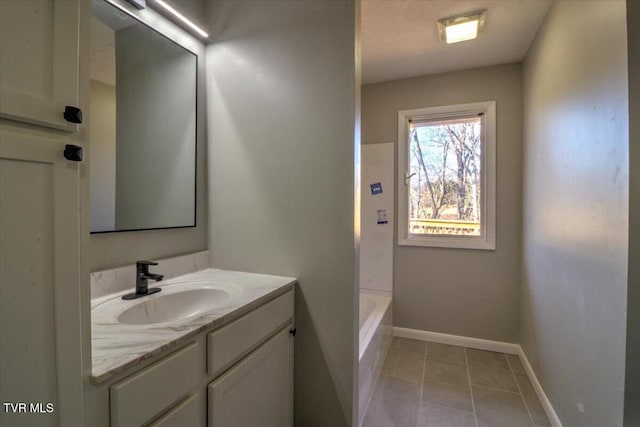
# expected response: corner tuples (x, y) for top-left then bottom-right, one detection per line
(91, 268), (296, 384)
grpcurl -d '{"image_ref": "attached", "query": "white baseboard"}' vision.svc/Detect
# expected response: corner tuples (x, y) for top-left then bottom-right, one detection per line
(518, 347), (564, 427)
(394, 326), (520, 354)
(392, 326), (563, 427)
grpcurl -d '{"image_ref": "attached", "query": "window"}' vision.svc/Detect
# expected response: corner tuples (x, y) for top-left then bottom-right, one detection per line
(398, 101), (496, 249)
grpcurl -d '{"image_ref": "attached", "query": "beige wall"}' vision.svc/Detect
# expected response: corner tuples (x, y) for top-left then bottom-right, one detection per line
(362, 63), (523, 342)
(89, 2), (207, 272)
(205, 1), (359, 426)
(626, 0), (639, 424)
(521, 1), (628, 426)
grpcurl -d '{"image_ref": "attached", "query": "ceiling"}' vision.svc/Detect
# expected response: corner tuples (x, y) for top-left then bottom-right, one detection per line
(361, 0), (553, 84)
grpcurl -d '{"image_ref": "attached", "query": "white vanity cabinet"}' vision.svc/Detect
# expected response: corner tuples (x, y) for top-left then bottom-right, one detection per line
(0, 0), (81, 131)
(148, 393), (201, 427)
(110, 342), (203, 427)
(208, 327), (293, 427)
(207, 291), (294, 427)
(104, 289), (294, 427)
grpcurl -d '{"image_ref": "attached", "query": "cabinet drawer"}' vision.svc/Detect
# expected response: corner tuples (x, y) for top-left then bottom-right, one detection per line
(208, 290), (293, 376)
(110, 342), (202, 427)
(149, 392), (202, 427)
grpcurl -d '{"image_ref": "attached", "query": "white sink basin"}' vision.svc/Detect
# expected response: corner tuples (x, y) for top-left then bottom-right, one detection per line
(91, 279), (242, 327)
(117, 288), (231, 325)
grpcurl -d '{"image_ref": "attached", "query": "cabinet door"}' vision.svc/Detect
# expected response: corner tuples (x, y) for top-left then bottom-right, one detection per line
(148, 393), (204, 427)
(208, 327), (293, 427)
(0, 0), (80, 132)
(110, 342), (202, 427)
(0, 128), (84, 426)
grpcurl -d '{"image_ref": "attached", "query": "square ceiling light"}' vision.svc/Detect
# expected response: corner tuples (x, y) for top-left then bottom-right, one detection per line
(438, 10), (486, 44)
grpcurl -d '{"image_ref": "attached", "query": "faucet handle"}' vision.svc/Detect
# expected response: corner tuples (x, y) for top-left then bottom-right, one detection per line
(136, 260), (158, 273)
(137, 260), (158, 267)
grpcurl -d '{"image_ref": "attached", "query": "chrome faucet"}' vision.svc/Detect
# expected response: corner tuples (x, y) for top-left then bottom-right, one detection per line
(122, 261), (164, 300)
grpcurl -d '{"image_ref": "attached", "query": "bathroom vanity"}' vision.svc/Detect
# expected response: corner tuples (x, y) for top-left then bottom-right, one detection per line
(86, 269), (296, 427)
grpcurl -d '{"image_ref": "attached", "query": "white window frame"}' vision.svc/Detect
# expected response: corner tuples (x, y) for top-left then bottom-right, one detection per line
(397, 101), (496, 250)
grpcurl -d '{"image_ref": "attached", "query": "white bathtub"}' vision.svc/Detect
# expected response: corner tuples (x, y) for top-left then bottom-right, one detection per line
(358, 290), (392, 424)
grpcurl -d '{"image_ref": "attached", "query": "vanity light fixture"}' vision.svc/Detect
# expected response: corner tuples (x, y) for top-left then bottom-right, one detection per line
(124, 0), (146, 9)
(153, 0), (209, 38)
(437, 10), (486, 44)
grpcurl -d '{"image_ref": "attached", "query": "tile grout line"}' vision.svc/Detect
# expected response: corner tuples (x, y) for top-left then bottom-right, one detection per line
(506, 354), (537, 427)
(360, 357), (384, 426)
(471, 383), (527, 396)
(464, 348), (480, 427)
(425, 355), (466, 366)
(362, 338), (397, 426)
(391, 342), (401, 375)
(386, 339), (424, 384)
(383, 373), (422, 384)
(417, 341), (427, 427)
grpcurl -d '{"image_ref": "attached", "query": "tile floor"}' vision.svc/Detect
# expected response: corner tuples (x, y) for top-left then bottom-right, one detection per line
(362, 337), (551, 427)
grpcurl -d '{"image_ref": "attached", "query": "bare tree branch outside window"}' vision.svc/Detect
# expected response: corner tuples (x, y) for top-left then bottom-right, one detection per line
(408, 117), (481, 236)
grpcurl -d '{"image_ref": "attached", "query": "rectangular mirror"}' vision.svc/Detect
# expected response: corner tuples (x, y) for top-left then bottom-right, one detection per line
(90, 0), (197, 233)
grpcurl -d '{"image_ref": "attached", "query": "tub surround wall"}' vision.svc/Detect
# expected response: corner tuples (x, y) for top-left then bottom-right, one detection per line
(205, 2), (359, 426)
(362, 63), (523, 342)
(358, 291), (392, 425)
(360, 143), (394, 293)
(521, 1), (629, 426)
(91, 251), (210, 299)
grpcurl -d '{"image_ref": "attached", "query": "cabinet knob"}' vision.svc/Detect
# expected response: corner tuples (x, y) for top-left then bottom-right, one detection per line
(64, 145), (83, 162)
(64, 106), (83, 124)
(289, 328), (296, 337)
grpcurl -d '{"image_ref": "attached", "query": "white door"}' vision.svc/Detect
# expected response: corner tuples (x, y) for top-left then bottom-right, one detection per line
(360, 143), (394, 292)
(208, 327), (293, 427)
(0, 0), (80, 132)
(0, 128), (84, 427)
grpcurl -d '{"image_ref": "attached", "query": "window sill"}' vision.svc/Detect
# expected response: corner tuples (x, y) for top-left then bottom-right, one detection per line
(398, 235), (495, 250)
